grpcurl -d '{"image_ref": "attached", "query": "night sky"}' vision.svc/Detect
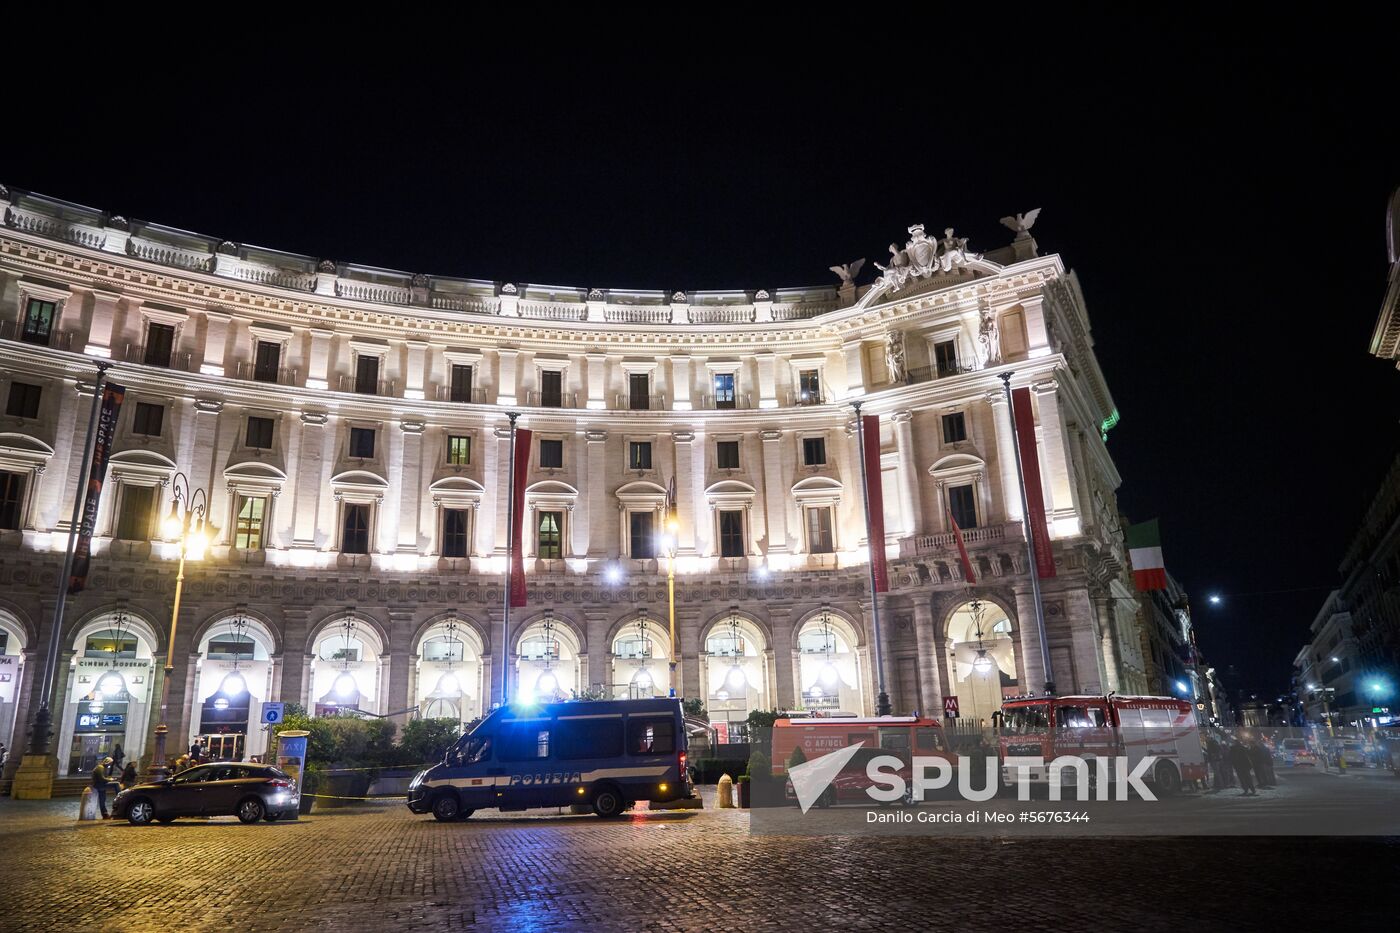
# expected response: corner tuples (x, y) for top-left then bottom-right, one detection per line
(7, 32), (1395, 693)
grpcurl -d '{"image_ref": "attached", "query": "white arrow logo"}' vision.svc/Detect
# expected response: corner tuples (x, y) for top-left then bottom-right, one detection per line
(788, 742), (865, 813)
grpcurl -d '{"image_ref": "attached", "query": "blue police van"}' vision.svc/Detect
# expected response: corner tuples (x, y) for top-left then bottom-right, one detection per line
(407, 697), (693, 820)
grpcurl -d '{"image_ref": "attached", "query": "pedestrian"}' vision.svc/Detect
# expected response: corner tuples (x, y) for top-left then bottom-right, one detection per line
(1204, 733), (1225, 792)
(190, 739), (203, 763)
(112, 743), (124, 770)
(1227, 737), (1257, 796)
(120, 760), (138, 789)
(0, 742), (7, 771)
(173, 754), (189, 774)
(91, 756), (119, 819)
(1249, 737), (1276, 788)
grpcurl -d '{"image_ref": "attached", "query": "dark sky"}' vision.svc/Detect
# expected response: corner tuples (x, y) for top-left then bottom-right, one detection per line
(7, 29), (1396, 692)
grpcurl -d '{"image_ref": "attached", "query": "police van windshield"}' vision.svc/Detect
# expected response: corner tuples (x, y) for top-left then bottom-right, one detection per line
(1001, 704), (1050, 734)
(449, 734), (493, 765)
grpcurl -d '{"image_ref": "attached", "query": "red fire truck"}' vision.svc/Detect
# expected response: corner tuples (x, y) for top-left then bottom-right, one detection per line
(997, 694), (1206, 796)
(772, 715), (955, 806)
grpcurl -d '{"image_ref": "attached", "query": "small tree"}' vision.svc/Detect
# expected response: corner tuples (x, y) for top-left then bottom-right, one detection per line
(682, 698), (708, 720)
(399, 718), (462, 764)
(786, 745), (807, 772)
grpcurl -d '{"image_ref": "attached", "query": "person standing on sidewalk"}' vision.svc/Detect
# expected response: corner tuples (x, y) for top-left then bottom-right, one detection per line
(1227, 736), (1257, 796)
(120, 760), (138, 789)
(91, 757), (119, 819)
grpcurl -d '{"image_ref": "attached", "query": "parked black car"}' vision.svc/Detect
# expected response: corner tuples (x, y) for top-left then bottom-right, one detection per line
(114, 763), (300, 825)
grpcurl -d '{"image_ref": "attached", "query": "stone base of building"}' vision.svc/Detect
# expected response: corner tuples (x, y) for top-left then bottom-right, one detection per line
(11, 754), (57, 799)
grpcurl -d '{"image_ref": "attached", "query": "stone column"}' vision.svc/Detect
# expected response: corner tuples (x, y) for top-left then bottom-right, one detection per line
(1031, 380), (1079, 528)
(769, 607), (795, 709)
(1021, 295), (1050, 356)
(200, 310), (232, 376)
(404, 340), (429, 400)
(672, 431), (697, 556)
(585, 431), (608, 558)
(891, 410), (920, 536)
(585, 351), (607, 411)
(305, 328), (335, 390)
(34, 379), (83, 532)
(1014, 587), (1047, 694)
(83, 289), (121, 358)
(493, 426), (513, 556)
(1095, 593), (1124, 693)
(759, 429), (789, 557)
(911, 601), (943, 715)
(496, 348), (519, 406)
(291, 412), (328, 548)
(584, 609), (611, 695)
(396, 421), (424, 555)
(755, 352), (778, 409)
(986, 390), (1023, 523)
(670, 354), (693, 411)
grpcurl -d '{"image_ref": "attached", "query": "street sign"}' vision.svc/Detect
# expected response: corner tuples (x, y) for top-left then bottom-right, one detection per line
(943, 695), (959, 717)
(262, 702), (285, 724)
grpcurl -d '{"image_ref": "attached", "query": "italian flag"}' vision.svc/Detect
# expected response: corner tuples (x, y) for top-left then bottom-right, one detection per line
(1126, 519), (1167, 591)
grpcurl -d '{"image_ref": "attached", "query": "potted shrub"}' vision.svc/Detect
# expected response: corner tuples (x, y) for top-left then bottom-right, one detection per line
(736, 774), (751, 808)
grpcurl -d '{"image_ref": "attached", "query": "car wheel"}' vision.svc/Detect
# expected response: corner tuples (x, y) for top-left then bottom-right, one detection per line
(432, 792), (461, 822)
(127, 799), (155, 826)
(455, 809), (475, 821)
(156, 815), (177, 824)
(1154, 761), (1181, 797)
(592, 787), (625, 818)
(237, 798), (265, 824)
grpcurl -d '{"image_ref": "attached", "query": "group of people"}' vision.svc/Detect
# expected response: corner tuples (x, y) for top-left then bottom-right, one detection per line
(88, 743), (139, 819)
(1203, 731), (1276, 796)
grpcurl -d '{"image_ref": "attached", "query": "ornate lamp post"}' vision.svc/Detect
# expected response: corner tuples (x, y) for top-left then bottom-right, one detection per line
(149, 472), (211, 781)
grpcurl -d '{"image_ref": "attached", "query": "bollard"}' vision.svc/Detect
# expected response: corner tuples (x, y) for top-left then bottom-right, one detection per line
(717, 773), (734, 808)
(78, 787), (100, 821)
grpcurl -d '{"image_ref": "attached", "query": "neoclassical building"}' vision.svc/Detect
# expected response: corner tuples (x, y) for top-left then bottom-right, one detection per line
(0, 185), (1146, 779)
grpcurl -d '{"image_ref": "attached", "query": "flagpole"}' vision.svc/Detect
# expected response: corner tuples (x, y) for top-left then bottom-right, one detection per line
(27, 361), (109, 759)
(502, 411), (520, 706)
(852, 400), (892, 716)
(999, 372), (1054, 695)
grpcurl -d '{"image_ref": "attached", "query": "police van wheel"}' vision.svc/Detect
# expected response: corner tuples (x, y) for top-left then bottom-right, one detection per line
(1153, 761), (1181, 797)
(455, 809), (475, 821)
(592, 787), (625, 818)
(432, 793), (462, 822)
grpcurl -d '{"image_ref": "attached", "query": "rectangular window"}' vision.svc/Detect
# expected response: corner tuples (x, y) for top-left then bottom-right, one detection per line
(6, 382), (41, 419)
(132, 402), (164, 437)
(864, 342), (887, 385)
(539, 438), (563, 469)
(557, 719), (624, 760)
(719, 510), (745, 558)
(797, 369), (821, 403)
(942, 412), (967, 444)
(713, 372), (736, 409)
(233, 496), (266, 549)
(948, 485), (978, 530)
(934, 340), (959, 377)
(806, 507), (834, 554)
(628, 717), (675, 755)
(629, 373), (650, 410)
(245, 416), (274, 449)
(449, 364), (474, 403)
(21, 298), (56, 345)
(540, 369), (563, 407)
(116, 485), (156, 541)
(355, 355), (380, 395)
(253, 341), (281, 383)
(144, 322), (175, 368)
(628, 441), (652, 471)
(349, 427), (375, 459)
(630, 511), (656, 559)
(802, 436), (827, 466)
(447, 435), (471, 466)
(537, 510), (563, 559)
(341, 503), (371, 554)
(500, 724), (551, 761)
(442, 508), (470, 558)
(0, 471), (25, 530)
(716, 440), (740, 470)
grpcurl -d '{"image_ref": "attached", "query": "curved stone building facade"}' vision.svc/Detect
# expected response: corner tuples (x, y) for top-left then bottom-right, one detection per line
(0, 186), (1147, 777)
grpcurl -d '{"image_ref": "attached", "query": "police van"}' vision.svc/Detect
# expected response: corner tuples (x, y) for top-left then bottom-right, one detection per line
(407, 697), (693, 820)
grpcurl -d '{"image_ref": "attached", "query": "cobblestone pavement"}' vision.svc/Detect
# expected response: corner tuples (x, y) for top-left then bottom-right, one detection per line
(1, 783), (1396, 932)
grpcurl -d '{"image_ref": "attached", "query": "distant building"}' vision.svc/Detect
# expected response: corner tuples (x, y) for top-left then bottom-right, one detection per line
(1293, 590), (1365, 729)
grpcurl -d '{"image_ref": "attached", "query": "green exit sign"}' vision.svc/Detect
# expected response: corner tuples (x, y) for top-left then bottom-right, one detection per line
(1373, 707), (1389, 714)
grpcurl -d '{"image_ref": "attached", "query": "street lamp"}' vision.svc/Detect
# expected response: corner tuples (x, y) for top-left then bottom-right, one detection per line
(149, 471), (212, 781)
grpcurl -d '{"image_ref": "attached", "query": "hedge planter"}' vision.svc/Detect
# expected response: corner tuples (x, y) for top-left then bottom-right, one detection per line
(737, 779), (751, 809)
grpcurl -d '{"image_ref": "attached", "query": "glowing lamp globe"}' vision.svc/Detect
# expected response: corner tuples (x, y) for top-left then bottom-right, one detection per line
(88, 701), (104, 714)
(536, 670), (559, 694)
(439, 672), (460, 694)
(726, 665), (747, 690)
(333, 671), (358, 698)
(715, 688), (730, 702)
(972, 651), (994, 675)
(213, 697), (230, 711)
(820, 662), (839, 686)
(634, 668), (654, 690)
(98, 673), (125, 697)
(221, 671), (246, 696)
(808, 685), (824, 700)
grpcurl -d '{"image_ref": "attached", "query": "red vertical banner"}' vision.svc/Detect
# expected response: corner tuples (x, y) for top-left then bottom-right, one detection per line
(946, 509), (978, 585)
(70, 382), (125, 594)
(1011, 387), (1057, 579)
(508, 427), (533, 608)
(861, 415), (889, 593)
